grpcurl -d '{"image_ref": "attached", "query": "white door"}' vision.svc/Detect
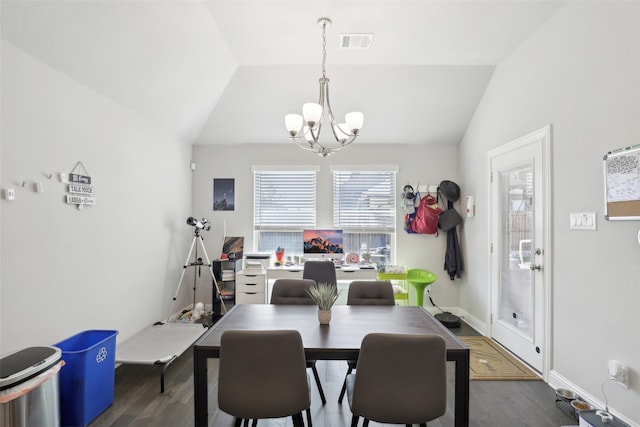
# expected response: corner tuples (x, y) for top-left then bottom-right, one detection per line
(488, 126), (551, 374)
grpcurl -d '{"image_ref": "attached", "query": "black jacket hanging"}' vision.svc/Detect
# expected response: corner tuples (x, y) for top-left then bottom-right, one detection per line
(444, 200), (463, 280)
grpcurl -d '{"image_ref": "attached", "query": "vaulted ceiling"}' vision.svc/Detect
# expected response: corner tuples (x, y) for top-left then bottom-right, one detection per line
(1, 1), (566, 146)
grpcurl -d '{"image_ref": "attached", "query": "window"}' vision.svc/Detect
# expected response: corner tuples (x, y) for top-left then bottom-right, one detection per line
(253, 168), (317, 254)
(332, 168), (397, 265)
(252, 166), (397, 265)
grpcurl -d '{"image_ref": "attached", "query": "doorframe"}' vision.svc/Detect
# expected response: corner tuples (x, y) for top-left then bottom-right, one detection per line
(486, 124), (552, 381)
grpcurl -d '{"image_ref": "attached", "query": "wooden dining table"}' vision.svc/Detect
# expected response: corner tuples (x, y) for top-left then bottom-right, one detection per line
(193, 304), (470, 427)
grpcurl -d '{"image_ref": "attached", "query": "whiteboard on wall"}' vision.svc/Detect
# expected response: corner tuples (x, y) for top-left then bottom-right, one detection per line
(603, 145), (640, 220)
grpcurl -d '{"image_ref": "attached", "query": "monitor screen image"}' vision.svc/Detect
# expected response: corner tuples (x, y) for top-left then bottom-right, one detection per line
(303, 229), (344, 256)
(222, 236), (244, 261)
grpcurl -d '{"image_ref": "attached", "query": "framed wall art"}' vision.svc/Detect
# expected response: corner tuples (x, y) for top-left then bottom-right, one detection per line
(213, 178), (235, 211)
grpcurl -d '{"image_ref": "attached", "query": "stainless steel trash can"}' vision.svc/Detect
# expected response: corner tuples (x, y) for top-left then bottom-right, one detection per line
(0, 346), (62, 427)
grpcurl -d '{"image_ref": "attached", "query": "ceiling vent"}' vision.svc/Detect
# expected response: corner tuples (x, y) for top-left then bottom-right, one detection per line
(340, 33), (373, 49)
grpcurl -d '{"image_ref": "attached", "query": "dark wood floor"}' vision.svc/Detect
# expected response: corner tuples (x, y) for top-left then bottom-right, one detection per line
(90, 321), (577, 427)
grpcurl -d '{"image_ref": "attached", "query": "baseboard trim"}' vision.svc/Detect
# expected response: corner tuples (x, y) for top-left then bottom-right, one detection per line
(422, 306), (488, 335)
(454, 308), (487, 335)
(548, 370), (637, 427)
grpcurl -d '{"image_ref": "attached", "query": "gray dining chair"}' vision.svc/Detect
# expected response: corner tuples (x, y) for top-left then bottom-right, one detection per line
(346, 280), (395, 305)
(302, 260), (337, 286)
(338, 280), (395, 404)
(270, 278), (316, 305)
(346, 333), (447, 427)
(218, 329), (311, 427)
(270, 278), (327, 406)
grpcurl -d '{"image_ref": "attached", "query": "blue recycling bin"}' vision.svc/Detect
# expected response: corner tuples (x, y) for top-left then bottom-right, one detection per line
(54, 330), (118, 427)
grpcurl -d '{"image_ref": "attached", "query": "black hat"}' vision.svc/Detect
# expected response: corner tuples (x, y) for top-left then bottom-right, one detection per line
(402, 184), (415, 200)
(438, 180), (460, 202)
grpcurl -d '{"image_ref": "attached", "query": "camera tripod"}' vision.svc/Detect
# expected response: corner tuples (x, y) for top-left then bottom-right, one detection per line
(171, 227), (227, 317)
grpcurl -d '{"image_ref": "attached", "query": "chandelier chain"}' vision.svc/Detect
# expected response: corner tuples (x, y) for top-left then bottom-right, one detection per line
(321, 20), (327, 78)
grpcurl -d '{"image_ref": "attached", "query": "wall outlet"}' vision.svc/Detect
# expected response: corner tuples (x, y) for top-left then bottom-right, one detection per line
(608, 360), (629, 389)
(5, 188), (15, 200)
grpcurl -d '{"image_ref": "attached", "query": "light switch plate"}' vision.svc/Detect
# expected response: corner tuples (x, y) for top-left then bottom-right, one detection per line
(570, 212), (596, 230)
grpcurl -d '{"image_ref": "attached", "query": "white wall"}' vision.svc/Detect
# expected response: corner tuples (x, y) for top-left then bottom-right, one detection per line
(0, 41), (195, 353)
(189, 143), (461, 309)
(459, 2), (640, 423)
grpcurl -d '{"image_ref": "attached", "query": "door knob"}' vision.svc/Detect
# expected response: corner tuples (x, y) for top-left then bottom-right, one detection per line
(529, 263), (542, 271)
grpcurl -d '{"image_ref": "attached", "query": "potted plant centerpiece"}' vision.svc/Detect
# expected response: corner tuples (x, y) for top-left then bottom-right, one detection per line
(306, 282), (340, 325)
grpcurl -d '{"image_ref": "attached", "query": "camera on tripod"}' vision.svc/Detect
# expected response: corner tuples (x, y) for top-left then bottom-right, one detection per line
(186, 216), (211, 231)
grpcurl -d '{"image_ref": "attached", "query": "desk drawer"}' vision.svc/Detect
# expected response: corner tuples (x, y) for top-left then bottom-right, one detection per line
(237, 272), (265, 283)
(266, 269), (304, 280)
(236, 292), (265, 305)
(236, 281), (265, 293)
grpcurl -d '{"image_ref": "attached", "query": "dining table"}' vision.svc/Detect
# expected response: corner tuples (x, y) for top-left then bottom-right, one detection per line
(193, 304), (470, 427)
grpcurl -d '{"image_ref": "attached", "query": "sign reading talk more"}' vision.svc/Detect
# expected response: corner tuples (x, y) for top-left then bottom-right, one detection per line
(65, 162), (95, 209)
(68, 184), (94, 195)
(66, 183), (96, 206)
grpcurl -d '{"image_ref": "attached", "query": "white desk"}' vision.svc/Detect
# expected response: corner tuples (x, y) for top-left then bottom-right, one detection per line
(266, 265), (377, 281)
(266, 265), (377, 305)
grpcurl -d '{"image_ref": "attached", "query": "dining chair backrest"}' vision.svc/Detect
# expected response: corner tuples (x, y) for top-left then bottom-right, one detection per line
(347, 280), (395, 306)
(218, 329), (310, 421)
(270, 279), (317, 305)
(338, 280), (395, 404)
(348, 332), (447, 424)
(302, 261), (337, 286)
(270, 278), (328, 407)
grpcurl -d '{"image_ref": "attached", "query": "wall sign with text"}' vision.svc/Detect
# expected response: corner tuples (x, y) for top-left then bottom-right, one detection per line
(65, 162), (95, 209)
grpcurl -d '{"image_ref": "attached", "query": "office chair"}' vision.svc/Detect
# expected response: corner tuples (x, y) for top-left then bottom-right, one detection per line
(302, 261), (337, 287)
(270, 278), (327, 405)
(218, 330), (311, 427)
(338, 281), (395, 404)
(346, 333), (447, 427)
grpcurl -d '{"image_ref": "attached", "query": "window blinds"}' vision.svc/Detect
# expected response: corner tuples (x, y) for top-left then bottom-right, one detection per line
(254, 170), (317, 229)
(332, 170), (397, 231)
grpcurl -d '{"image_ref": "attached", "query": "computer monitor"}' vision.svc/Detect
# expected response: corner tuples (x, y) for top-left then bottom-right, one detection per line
(303, 229), (344, 260)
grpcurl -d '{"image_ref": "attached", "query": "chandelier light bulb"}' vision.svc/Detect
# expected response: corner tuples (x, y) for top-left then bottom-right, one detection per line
(302, 103), (323, 127)
(285, 114), (303, 136)
(345, 112), (364, 135)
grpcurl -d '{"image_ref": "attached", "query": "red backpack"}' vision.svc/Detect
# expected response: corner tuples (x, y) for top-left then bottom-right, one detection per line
(410, 192), (441, 235)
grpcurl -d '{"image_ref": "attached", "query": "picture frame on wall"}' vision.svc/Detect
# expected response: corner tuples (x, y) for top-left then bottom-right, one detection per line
(213, 178), (235, 211)
(603, 145), (640, 220)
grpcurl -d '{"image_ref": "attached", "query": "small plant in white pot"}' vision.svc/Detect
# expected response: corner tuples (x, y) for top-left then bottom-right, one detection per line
(306, 282), (340, 325)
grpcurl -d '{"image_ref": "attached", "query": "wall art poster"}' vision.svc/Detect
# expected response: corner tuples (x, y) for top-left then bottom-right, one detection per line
(213, 178), (235, 211)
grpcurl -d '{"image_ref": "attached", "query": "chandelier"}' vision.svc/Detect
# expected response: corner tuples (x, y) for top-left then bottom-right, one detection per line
(285, 17), (364, 158)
